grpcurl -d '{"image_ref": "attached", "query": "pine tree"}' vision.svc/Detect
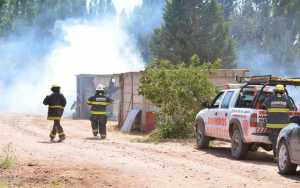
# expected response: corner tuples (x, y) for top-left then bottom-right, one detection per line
(218, 0), (238, 20)
(126, 0), (165, 63)
(87, 0), (116, 18)
(151, 0), (235, 67)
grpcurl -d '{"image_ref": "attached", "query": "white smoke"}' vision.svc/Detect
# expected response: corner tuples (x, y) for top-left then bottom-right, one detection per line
(112, 0), (142, 14)
(0, 0), (144, 115)
(237, 45), (300, 107)
(237, 45), (298, 76)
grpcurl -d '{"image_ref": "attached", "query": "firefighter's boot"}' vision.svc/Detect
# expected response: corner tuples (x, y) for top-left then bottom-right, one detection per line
(50, 131), (56, 143)
(101, 135), (106, 139)
(58, 132), (66, 142)
(58, 137), (65, 142)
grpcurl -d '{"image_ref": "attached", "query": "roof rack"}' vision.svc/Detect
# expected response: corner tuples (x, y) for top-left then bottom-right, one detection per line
(236, 75), (300, 86)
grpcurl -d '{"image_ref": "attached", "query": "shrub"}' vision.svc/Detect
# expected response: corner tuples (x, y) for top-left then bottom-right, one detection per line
(139, 55), (218, 141)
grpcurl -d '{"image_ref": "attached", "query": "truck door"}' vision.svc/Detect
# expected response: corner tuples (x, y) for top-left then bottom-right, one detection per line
(206, 92), (224, 137)
(219, 91), (235, 139)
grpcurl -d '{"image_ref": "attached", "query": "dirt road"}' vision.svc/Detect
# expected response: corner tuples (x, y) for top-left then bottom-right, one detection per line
(0, 113), (299, 188)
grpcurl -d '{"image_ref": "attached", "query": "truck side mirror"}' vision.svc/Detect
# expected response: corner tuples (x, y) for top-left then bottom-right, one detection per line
(202, 101), (210, 108)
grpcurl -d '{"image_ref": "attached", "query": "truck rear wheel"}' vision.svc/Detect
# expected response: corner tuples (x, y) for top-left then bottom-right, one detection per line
(196, 120), (209, 149)
(231, 127), (248, 160)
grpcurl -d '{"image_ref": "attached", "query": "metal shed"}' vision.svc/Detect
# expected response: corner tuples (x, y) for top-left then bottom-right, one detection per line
(75, 69), (249, 131)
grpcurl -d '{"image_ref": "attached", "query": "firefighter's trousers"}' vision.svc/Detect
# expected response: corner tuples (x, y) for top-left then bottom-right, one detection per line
(91, 116), (107, 137)
(269, 129), (281, 158)
(50, 120), (65, 139)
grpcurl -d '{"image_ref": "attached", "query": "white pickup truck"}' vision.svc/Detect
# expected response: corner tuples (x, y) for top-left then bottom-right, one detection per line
(194, 76), (300, 159)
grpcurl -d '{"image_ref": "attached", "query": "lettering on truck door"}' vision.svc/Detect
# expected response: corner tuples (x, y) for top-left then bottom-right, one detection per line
(206, 92), (224, 137)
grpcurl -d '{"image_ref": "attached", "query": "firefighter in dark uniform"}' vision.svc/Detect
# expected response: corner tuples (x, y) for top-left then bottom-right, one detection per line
(87, 84), (113, 139)
(262, 84), (294, 158)
(43, 85), (67, 142)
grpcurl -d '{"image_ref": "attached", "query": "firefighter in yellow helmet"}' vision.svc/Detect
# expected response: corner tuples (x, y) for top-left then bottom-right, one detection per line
(262, 84), (295, 158)
(87, 84), (113, 139)
(43, 85), (67, 142)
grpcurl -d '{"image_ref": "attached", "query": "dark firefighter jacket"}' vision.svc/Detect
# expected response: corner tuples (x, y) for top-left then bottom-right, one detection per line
(87, 94), (112, 118)
(43, 92), (67, 120)
(263, 95), (294, 129)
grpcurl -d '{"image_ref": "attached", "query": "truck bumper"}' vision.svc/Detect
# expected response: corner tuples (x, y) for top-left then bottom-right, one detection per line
(246, 134), (272, 144)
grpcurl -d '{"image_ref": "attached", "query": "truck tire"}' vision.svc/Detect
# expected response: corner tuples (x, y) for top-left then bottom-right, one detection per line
(249, 143), (259, 152)
(231, 127), (248, 160)
(277, 140), (297, 175)
(195, 120), (209, 149)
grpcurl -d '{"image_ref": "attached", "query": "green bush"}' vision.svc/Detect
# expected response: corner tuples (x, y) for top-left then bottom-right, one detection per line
(147, 114), (193, 142)
(0, 143), (16, 170)
(140, 55), (217, 141)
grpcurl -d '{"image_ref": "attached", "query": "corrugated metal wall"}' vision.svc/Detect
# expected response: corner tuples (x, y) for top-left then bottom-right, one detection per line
(118, 72), (158, 130)
(75, 69), (249, 129)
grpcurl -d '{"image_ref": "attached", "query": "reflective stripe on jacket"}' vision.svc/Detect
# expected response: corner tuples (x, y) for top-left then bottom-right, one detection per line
(264, 95), (290, 129)
(87, 94), (112, 118)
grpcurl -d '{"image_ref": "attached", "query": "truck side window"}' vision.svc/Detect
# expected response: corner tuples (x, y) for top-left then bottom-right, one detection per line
(221, 91), (234, 109)
(236, 90), (256, 108)
(211, 92), (224, 108)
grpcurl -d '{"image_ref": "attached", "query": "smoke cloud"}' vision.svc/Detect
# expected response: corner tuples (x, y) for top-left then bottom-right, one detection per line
(237, 44), (300, 106)
(237, 44), (299, 77)
(0, 0), (146, 115)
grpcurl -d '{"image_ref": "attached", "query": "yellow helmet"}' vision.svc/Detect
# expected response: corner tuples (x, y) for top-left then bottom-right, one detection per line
(275, 84), (284, 92)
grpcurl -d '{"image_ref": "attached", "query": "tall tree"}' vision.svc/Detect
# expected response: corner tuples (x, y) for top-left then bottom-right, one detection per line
(218, 0), (238, 20)
(126, 0), (165, 63)
(87, 0), (116, 18)
(229, 0), (300, 72)
(0, 0), (18, 36)
(0, 0), (117, 37)
(151, 0), (235, 67)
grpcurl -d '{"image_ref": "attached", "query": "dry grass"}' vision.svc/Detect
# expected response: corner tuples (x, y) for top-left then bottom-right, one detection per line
(50, 180), (63, 188)
(0, 181), (8, 188)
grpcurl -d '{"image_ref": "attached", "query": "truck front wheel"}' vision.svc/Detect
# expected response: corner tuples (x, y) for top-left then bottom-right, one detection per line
(231, 127), (248, 160)
(196, 120), (209, 149)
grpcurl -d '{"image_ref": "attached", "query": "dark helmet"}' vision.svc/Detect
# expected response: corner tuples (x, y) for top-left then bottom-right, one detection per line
(51, 84), (60, 93)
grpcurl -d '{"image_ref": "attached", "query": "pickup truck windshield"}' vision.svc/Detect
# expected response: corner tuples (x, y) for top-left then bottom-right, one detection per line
(211, 92), (224, 108)
(221, 91), (234, 108)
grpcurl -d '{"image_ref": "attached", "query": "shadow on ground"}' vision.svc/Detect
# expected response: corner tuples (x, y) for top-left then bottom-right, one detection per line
(84, 137), (102, 141)
(203, 146), (274, 165)
(202, 146), (300, 180)
(279, 172), (300, 181)
(37, 141), (63, 144)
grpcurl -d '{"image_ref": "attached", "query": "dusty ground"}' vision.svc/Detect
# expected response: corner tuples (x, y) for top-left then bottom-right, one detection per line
(0, 113), (299, 188)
